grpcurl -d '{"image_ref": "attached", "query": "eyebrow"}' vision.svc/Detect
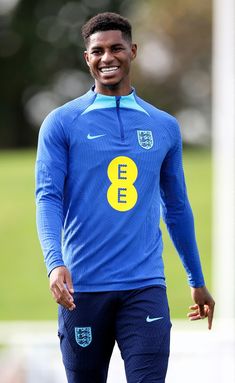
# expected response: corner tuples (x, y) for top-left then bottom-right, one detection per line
(90, 43), (125, 50)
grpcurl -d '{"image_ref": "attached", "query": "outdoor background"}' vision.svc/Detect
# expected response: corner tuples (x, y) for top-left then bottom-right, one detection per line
(0, 0), (212, 321)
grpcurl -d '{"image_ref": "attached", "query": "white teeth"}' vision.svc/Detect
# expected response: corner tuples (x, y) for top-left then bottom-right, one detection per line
(100, 67), (118, 73)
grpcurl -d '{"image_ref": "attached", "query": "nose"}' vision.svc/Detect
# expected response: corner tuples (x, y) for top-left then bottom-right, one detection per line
(101, 49), (114, 64)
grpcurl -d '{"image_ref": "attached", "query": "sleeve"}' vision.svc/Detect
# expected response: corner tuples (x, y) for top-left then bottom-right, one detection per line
(35, 109), (68, 275)
(160, 118), (205, 287)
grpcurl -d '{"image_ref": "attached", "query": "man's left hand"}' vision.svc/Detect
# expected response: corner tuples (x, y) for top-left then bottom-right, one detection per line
(188, 286), (215, 330)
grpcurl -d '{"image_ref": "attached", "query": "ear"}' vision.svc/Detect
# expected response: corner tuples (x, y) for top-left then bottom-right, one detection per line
(84, 51), (90, 67)
(131, 44), (137, 61)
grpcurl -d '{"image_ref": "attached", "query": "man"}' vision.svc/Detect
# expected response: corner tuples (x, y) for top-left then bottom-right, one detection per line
(35, 12), (215, 383)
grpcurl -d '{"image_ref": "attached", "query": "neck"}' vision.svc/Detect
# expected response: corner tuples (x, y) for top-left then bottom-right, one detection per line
(94, 82), (132, 97)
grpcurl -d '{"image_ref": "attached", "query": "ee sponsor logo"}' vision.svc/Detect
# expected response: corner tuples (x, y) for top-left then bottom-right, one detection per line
(107, 156), (138, 211)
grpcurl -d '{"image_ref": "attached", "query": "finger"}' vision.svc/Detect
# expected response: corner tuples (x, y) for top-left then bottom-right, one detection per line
(207, 306), (214, 330)
(198, 304), (205, 318)
(58, 295), (76, 310)
(187, 311), (200, 318)
(187, 307), (205, 321)
(65, 272), (74, 294)
(66, 301), (76, 311)
(51, 286), (73, 309)
(53, 282), (76, 310)
(188, 313), (202, 321)
(57, 281), (73, 300)
(59, 287), (76, 309)
(50, 284), (61, 301)
(189, 305), (198, 310)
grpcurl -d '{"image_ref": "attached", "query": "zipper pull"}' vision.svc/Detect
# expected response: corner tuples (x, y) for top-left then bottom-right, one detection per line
(116, 96), (121, 107)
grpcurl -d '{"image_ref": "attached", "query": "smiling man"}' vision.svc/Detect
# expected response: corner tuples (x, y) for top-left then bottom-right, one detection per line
(83, 25), (136, 94)
(35, 12), (215, 383)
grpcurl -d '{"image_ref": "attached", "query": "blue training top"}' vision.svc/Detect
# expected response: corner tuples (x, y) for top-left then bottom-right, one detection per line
(35, 88), (205, 292)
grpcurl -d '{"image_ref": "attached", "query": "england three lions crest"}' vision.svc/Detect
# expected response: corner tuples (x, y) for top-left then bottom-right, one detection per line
(137, 130), (154, 150)
(75, 327), (92, 347)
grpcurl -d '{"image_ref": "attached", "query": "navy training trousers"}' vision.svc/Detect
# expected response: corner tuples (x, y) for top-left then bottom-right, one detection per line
(58, 285), (172, 383)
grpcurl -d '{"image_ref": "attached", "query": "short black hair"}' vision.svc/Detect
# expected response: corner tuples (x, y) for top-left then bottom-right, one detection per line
(81, 12), (132, 46)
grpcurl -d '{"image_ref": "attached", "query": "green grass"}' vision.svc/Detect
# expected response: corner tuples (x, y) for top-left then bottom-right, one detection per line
(0, 149), (212, 320)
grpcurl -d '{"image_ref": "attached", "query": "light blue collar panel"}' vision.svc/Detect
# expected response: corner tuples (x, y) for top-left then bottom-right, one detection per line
(82, 91), (149, 116)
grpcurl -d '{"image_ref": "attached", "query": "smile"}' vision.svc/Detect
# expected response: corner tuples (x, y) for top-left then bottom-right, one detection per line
(99, 66), (119, 73)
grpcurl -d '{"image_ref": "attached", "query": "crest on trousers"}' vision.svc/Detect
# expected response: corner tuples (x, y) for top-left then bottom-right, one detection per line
(75, 327), (92, 347)
(137, 130), (154, 149)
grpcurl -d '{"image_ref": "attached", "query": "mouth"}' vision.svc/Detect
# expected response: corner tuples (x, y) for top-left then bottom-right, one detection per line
(99, 66), (119, 74)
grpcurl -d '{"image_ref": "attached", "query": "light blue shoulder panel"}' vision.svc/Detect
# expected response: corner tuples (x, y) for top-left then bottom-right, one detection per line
(81, 92), (149, 116)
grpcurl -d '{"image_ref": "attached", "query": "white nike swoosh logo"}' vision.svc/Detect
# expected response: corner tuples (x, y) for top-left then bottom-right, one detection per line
(146, 316), (164, 323)
(87, 133), (106, 140)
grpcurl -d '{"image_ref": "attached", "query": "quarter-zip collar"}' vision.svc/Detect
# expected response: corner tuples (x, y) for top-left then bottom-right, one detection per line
(81, 87), (149, 116)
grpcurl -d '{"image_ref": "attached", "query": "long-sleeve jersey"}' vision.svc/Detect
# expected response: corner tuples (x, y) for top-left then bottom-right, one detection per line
(35, 88), (205, 292)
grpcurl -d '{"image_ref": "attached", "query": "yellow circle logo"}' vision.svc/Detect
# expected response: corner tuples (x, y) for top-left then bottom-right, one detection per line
(107, 156), (138, 211)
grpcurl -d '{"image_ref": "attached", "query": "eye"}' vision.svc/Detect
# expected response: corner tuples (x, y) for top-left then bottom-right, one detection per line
(91, 49), (102, 56)
(112, 46), (124, 52)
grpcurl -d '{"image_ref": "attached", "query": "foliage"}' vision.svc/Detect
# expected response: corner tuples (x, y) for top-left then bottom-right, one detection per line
(132, 0), (212, 145)
(0, 0), (135, 148)
(0, 0), (212, 148)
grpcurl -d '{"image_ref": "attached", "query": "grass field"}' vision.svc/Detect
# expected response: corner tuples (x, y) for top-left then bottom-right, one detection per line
(0, 149), (212, 320)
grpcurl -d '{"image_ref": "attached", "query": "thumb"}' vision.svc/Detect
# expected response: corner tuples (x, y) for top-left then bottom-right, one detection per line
(64, 269), (74, 294)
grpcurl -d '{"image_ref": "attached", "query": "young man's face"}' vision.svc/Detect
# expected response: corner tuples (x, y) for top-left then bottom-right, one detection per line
(84, 30), (137, 96)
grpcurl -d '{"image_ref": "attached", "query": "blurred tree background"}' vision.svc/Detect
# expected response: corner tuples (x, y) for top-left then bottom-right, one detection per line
(0, 0), (212, 148)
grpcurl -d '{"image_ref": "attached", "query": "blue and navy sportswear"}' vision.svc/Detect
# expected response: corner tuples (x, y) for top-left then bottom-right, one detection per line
(35, 87), (205, 291)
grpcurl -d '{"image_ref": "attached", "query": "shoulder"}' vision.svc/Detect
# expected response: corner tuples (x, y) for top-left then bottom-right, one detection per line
(39, 90), (96, 138)
(46, 89), (96, 125)
(135, 94), (180, 139)
(135, 94), (177, 124)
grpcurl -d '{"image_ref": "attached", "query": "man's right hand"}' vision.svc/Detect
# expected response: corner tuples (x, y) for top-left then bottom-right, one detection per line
(49, 266), (76, 311)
